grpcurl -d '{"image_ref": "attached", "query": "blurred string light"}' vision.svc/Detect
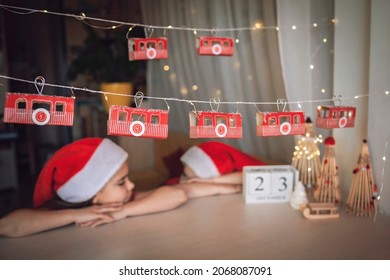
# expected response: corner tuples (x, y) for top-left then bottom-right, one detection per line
(0, 74), (382, 108)
(0, 3), (337, 33)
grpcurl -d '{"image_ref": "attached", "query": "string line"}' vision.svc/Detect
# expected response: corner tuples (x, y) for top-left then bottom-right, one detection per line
(0, 74), (370, 107)
(0, 3), (334, 33)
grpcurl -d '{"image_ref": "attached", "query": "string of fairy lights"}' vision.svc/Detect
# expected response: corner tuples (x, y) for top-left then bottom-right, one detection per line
(0, 74), (374, 108)
(0, 3), (335, 33)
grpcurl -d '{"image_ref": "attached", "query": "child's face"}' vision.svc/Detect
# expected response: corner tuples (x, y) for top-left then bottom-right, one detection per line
(180, 164), (199, 182)
(92, 163), (134, 205)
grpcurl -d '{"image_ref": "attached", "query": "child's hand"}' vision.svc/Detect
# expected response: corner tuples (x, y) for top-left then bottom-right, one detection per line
(218, 184), (242, 194)
(74, 203), (123, 227)
(180, 177), (214, 184)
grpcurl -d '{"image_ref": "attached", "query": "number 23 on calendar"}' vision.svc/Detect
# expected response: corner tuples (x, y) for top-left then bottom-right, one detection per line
(243, 165), (298, 203)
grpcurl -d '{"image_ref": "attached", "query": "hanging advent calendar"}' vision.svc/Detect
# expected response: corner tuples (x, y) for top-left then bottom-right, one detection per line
(196, 36), (234, 56)
(188, 111), (242, 138)
(107, 105), (169, 139)
(128, 37), (168, 60)
(316, 105), (356, 129)
(243, 165), (298, 204)
(256, 111), (305, 137)
(3, 92), (74, 126)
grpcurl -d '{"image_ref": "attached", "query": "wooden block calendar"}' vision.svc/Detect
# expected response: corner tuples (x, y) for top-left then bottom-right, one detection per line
(243, 165), (298, 204)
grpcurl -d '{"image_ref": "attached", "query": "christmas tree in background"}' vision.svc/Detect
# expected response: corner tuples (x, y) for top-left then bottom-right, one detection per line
(346, 139), (378, 217)
(314, 136), (341, 204)
(291, 117), (322, 190)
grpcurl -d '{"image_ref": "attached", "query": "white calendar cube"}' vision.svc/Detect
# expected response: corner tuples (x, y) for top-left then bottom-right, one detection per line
(246, 169), (272, 196)
(243, 165), (298, 204)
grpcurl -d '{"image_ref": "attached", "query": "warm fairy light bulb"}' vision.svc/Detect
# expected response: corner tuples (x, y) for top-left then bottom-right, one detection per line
(383, 156), (386, 161)
(254, 22), (262, 29)
(323, 38), (327, 43)
(235, 39), (239, 43)
(192, 85), (198, 91)
(292, 25), (297, 30)
(313, 23), (318, 27)
(43, 10), (48, 13)
(310, 64), (314, 69)
(180, 87), (188, 95)
(276, 27), (280, 31)
(298, 103), (302, 109)
(167, 25), (173, 28)
(332, 19), (336, 23)
(308, 167), (312, 172)
(355, 96), (359, 99)
(216, 89), (222, 96)
(321, 89), (326, 93)
(163, 65), (170, 71)
(193, 30), (197, 35)
(386, 91), (389, 95)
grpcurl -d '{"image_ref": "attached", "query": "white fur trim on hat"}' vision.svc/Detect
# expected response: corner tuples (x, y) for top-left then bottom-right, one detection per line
(57, 138), (128, 203)
(180, 146), (220, 178)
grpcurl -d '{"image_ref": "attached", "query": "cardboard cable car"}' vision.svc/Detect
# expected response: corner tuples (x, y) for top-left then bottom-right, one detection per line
(196, 36), (234, 56)
(107, 105), (169, 139)
(316, 105), (356, 129)
(189, 111), (242, 138)
(128, 37), (168, 61)
(3, 93), (75, 126)
(256, 111), (305, 137)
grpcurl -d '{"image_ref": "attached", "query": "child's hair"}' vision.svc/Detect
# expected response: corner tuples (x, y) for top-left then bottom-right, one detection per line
(33, 138), (128, 208)
(40, 192), (94, 210)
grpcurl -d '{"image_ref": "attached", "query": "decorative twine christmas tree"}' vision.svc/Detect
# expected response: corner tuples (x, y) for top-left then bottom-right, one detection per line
(346, 139), (378, 217)
(292, 117), (322, 189)
(314, 136), (341, 204)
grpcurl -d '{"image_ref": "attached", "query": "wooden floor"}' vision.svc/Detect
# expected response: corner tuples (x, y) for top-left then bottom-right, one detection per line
(1, 194), (390, 260)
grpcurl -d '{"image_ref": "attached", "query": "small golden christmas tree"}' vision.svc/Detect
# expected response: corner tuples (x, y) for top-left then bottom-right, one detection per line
(292, 117), (322, 189)
(346, 139), (378, 217)
(314, 136), (341, 204)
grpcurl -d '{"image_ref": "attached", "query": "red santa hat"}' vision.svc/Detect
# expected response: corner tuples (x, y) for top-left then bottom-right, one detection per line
(180, 142), (265, 178)
(33, 138), (128, 208)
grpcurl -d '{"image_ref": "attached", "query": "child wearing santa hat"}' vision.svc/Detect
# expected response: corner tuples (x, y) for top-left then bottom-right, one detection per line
(169, 141), (266, 198)
(0, 138), (187, 237)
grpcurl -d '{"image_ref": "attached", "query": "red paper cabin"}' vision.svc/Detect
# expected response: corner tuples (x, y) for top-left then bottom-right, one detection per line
(128, 38), (168, 61)
(108, 105), (169, 139)
(196, 36), (234, 56)
(256, 111), (305, 137)
(189, 111), (242, 138)
(3, 93), (74, 126)
(316, 106), (356, 129)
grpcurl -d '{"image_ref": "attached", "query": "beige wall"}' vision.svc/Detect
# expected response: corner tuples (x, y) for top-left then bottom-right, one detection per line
(367, 0), (390, 215)
(334, 0), (390, 214)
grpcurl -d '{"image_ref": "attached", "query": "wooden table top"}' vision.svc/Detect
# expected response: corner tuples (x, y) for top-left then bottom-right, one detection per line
(1, 194), (390, 260)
